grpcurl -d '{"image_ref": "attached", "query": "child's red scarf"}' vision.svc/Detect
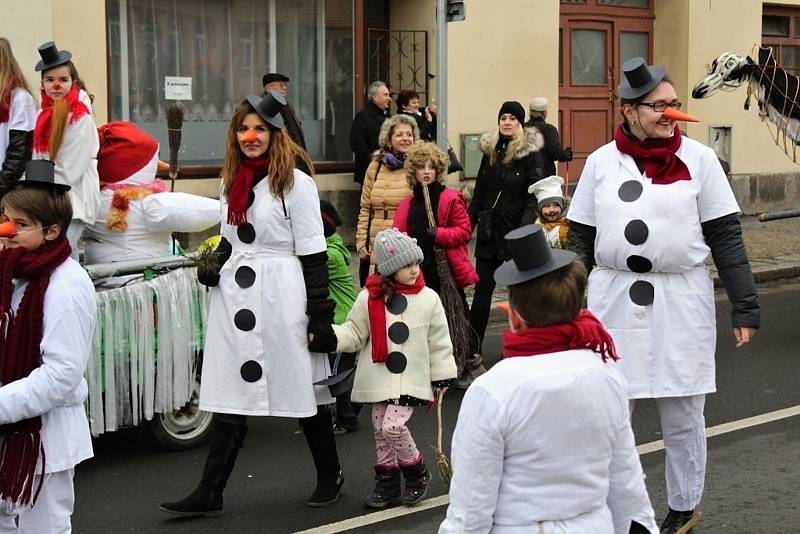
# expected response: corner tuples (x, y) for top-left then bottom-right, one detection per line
(365, 273), (425, 364)
(33, 86), (90, 153)
(613, 124), (691, 185)
(227, 156), (271, 226)
(0, 238), (71, 505)
(502, 309), (619, 363)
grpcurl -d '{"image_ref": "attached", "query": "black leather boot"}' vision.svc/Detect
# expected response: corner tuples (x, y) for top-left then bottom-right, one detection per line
(364, 464), (402, 508)
(159, 416), (247, 517)
(300, 405), (344, 507)
(660, 508), (703, 534)
(399, 454), (430, 506)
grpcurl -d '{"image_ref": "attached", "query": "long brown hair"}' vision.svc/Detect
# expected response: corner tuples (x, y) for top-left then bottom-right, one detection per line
(0, 37), (32, 103)
(221, 99), (314, 198)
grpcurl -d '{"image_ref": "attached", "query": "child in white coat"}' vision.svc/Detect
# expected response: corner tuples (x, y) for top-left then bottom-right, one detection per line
(0, 160), (95, 532)
(440, 224), (657, 534)
(332, 228), (456, 508)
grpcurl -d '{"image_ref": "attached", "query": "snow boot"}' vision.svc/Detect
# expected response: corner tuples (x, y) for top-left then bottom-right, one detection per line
(300, 405), (344, 507)
(660, 508), (703, 534)
(364, 465), (402, 508)
(159, 417), (248, 517)
(399, 454), (430, 506)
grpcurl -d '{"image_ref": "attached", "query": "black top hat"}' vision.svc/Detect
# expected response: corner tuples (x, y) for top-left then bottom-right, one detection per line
(18, 160), (71, 191)
(262, 72), (290, 86)
(246, 91), (286, 129)
(617, 57), (667, 100)
(494, 224), (575, 286)
(35, 41), (73, 72)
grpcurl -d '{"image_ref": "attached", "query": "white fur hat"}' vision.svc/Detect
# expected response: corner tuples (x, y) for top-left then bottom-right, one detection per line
(529, 175), (565, 210)
(529, 97), (548, 112)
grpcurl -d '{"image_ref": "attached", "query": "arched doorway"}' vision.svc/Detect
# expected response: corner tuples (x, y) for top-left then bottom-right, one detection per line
(559, 0), (654, 177)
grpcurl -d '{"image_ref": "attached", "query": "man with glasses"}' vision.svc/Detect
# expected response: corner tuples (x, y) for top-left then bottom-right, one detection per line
(263, 72), (306, 150)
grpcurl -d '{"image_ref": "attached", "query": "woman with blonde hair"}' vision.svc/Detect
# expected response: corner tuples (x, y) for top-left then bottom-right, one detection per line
(0, 37), (36, 195)
(355, 113), (420, 285)
(32, 41), (99, 259)
(160, 93), (345, 517)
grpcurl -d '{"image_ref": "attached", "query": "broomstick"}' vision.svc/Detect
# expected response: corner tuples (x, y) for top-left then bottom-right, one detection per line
(432, 390), (452, 492)
(421, 183), (477, 373)
(166, 104), (184, 192)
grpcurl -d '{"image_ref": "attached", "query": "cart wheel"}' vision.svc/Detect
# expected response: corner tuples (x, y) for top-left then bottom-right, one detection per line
(149, 376), (214, 451)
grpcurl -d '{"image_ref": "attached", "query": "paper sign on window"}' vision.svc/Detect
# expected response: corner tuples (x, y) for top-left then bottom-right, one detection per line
(165, 77), (192, 100)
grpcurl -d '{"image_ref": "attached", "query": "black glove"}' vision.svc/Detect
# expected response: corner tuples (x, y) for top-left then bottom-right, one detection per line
(564, 147), (573, 161)
(422, 226), (438, 248)
(196, 236), (232, 287)
(307, 299), (338, 353)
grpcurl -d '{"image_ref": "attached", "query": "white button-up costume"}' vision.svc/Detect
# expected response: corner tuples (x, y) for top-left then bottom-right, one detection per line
(567, 135), (739, 512)
(439, 350), (658, 534)
(200, 170), (333, 417)
(567, 137), (738, 398)
(0, 258), (96, 530)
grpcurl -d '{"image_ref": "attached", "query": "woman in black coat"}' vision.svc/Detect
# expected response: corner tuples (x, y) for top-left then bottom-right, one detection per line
(461, 101), (545, 387)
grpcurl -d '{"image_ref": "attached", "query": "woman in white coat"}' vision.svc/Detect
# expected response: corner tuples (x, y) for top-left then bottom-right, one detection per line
(32, 41), (100, 260)
(567, 57), (760, 534)
(160, 92), (344, 517)
(0, 38), (36, 196)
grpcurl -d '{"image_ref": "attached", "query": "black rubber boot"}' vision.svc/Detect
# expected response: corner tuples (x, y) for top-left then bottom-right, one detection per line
(300, 405), (344, 507)
(159, 416), (247, 517)
(660, 508), (703, 534)
(364, 465), (402, 509)
(399, 454), (430, 506)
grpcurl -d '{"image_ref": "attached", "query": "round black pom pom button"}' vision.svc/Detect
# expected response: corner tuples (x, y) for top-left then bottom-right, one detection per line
(386, 351), (407, 374)
(234, 309), (256, 331)
(235, 266), (256, 288)
(386, 295), (408, 315)
(237, 223), (256, 244)
(388, 322), (410, 344)
(629, 281), (655, 306)
(624, 220), (649, 246)
(240, 360), (263, 382)
(618, 180), (643, 202)
(626, 255), (652, 273)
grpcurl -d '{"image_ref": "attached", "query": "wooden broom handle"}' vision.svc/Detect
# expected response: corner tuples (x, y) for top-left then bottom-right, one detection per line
(421, 183), (437, 229)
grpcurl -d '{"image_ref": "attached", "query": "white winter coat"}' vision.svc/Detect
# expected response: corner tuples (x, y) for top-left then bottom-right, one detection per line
(32, 90), (100, 225)
(439, 350), (658, 534)
(334, 287), (457, 403)
(200, 170), (333, 417)
(0, 258), (95, 473)
(567, 136), (740, 398)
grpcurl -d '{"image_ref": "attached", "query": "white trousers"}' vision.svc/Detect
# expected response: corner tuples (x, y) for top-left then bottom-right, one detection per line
(631, 395), (706, 511)
(0, 469), (75, 534)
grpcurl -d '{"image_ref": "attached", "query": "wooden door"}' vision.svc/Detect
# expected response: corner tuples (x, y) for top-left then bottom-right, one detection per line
(559, 1), (654, 180)
(559, 20), (614, 180)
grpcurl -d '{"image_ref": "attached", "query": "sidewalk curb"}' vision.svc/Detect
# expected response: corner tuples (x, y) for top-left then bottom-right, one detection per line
(712, 263), (800, 287)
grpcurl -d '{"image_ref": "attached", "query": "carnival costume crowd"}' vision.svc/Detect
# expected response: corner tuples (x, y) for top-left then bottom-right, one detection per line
(0, 35), (760, 534)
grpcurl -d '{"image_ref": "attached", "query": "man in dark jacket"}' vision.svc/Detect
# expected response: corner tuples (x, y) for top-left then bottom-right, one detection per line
(263, 72), (306, 150)
(349, 81), (391, 185)
(525, 97), (572, 177)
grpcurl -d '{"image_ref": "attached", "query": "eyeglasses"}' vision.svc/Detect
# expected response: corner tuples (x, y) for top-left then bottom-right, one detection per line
(637, 101), (682, 112)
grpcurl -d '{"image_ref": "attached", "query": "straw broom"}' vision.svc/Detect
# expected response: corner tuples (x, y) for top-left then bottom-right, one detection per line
(432, 390), (452, 492)
(166, 103), (184, 192)
(421, 183), (478, 373)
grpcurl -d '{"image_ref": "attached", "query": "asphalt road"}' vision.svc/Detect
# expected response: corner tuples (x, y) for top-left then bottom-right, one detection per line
(72, 281), (800, 534)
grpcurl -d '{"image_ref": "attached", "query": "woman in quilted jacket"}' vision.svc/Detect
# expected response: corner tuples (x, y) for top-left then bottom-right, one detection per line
(355, 114), (419, 285)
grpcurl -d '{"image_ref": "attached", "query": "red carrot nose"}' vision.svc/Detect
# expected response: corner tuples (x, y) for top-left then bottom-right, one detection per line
(52, 82), (61, 90)
(496, 301), (510, 317)
(240, 129), (258, 143)
(662, 106), (700, 123)
(0, 220), (17, 238)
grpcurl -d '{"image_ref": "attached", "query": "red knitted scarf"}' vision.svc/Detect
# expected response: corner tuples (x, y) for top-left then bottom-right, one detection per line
(0, 238), (71, 505)
(502, 309), (619, 363)
(0, 77), (20, 124)
(365, 273), (425, 363)
(613, 124), (691, 185)
(33, 85), (90, 153)
(227, 156), (271, 226)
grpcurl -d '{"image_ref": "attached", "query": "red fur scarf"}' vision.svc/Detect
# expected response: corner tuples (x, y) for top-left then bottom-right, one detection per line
(33, 86), (90, 154)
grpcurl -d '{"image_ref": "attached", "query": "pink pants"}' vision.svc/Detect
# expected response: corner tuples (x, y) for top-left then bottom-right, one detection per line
(372, 403), (420, 467)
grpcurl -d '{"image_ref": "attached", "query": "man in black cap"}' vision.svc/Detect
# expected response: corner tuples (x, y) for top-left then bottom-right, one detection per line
(440, 224), (658, 533)
(262, 72), (306, 150)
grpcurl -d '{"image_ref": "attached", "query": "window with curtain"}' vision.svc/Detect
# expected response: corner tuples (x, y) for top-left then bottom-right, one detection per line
(107, 0), (354, 166)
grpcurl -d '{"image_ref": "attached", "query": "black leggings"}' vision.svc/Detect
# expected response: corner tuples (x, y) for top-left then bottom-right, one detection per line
(468, 256), (504, 351)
